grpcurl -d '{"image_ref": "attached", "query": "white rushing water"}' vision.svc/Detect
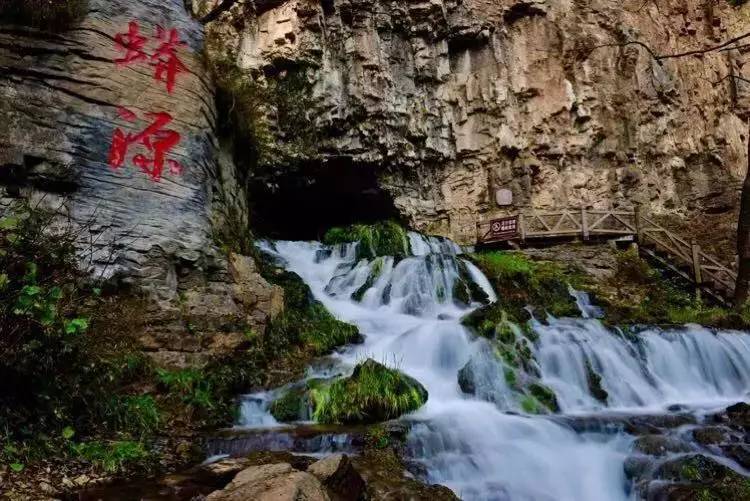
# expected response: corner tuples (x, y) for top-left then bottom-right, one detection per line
(250, 234), (750, 500)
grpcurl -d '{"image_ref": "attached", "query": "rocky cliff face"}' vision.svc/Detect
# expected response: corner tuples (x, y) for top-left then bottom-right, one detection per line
(210, 0), (750, 244)
(0, 0), (282, 367)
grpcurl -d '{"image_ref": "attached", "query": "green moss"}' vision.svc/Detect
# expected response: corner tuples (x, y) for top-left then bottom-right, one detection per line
(0, 0), (88, 31)
(258, 254), (361, 355)
(464, 252), (582, 336)
(503, 367), (518, 389)
(269, 387), (307, 422)
(323, 221), (411, 260)
(520, 395), (541, 414)
(310, 359), (428, 424)
(528, 383), (559, 412)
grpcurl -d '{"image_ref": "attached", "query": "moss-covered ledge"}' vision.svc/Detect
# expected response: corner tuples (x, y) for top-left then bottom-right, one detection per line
(323, 221), (411, 260)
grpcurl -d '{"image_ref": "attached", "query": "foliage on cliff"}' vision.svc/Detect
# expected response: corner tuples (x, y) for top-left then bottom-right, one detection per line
(0, 0), (88, 31)
(323, 221), (411, 260)
(207, 38), (319, 174)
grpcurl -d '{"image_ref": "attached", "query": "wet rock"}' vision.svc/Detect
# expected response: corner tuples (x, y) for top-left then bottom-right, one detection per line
(457, 361), (476, 395)
(353, 449), (459, 501)
(633, 435), (692, 456)
(726, 402), (750, 429)
(308, 454), (366, 501)
(623, 455), (653, 480)
(692, 426), (730, 446)
(722, 444), (750, 469)
(205, 463), (330, 501)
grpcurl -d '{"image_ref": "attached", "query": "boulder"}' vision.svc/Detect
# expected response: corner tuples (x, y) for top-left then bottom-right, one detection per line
(206, 463), (330, 501)
(307, 454), (365, 501)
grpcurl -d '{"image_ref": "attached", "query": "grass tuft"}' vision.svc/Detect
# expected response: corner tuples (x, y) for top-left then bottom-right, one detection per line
(310, 359), (428, 424)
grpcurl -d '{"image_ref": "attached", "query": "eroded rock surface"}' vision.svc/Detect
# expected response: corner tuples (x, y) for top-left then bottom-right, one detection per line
(0, 0), (281, 367)
(209, 0), (750, 243)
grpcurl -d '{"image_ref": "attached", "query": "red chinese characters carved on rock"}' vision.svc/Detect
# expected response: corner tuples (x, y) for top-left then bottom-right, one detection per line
(108, 107), (183, 182)
(114, 21), (186, 93)
(110, 21), (188, 181)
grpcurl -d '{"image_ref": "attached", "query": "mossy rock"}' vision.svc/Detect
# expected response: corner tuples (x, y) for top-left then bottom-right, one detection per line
(528, 383), (559, 412)
(653, 454), (750, 501)
(269, 387), (308, 422)
(257, 250), (362, 356)
(453, 260), (490, 307)
(323, 221), (411, 260)
(467, 252), (581, 323)
(311, 359), (428, 424)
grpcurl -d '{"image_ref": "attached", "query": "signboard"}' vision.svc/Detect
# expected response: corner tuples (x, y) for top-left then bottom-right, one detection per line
(482, 216), (519, 242)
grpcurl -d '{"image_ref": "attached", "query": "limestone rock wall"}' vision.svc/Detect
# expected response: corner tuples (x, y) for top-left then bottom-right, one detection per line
(0, 0), (282, 367)
(216, 0), (750, 244)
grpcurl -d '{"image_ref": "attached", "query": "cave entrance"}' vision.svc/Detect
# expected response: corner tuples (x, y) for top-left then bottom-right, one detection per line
(250, 158), (402, 241)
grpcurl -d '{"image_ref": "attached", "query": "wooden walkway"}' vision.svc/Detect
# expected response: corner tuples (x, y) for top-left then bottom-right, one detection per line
(477, 209), (738, 303)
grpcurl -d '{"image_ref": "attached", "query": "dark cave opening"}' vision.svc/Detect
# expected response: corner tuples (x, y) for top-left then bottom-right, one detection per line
(250, 158), (402, 241)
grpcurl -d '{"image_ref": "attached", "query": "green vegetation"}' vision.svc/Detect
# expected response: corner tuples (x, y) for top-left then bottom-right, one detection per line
(269, 386), (308, 422)
(207, 40), (319, 174)
(323, 221), (411, 260)
(463, 252), (582, 334)
(258, 254), (361, 356)
(520, 395), (541, 414)
(592, 248), (750, 329)
(0, 0), (88, 31)
(310, 359), (428, 424)
(72, 440), (152, 473)
(528, 383), (559, 412)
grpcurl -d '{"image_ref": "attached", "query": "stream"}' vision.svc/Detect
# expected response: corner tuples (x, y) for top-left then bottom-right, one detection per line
(220, 235), (750, 500)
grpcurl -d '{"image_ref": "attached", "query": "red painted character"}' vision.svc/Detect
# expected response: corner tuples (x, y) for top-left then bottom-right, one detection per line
(108, 107), (183, 182)
(114, 21), (148, 66)
(150, 26), (187, 93)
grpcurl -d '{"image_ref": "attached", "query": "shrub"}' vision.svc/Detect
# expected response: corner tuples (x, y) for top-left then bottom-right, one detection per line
(310, 359), (428, 424)
(0, 0), (88, 31)
(0, 201), (162, 468)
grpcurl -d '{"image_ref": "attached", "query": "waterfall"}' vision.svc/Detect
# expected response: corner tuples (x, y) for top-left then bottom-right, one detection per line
(250, 237), (750, 501)
(535, 318), (750, 413)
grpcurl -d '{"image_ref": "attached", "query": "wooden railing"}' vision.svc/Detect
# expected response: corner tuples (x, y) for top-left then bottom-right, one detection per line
(477, 208), (738, 302)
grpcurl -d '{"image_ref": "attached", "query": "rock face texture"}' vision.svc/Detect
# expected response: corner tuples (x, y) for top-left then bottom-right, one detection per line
(210, 0), (750, 244)
(0, 0), (282, 367)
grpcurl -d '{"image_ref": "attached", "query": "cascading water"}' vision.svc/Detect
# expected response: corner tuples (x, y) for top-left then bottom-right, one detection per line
(240, 233), (750, 500)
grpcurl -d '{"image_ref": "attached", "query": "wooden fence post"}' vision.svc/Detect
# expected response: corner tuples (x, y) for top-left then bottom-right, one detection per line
(581, 208), (589, 241)
(634, 205), (644, 243)
(692, 240), (703, 301)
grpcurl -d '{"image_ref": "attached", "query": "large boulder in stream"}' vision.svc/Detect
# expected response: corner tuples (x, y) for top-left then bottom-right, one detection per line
(205, 463), (330, 501)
